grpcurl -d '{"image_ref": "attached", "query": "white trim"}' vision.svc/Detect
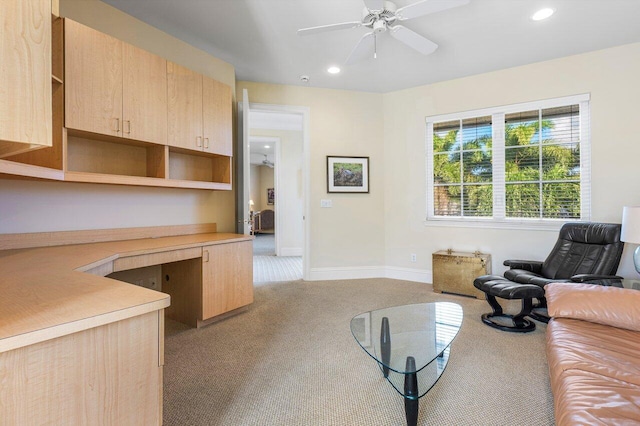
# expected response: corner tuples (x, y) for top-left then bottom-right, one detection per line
(384, 267), (432, 283)
(280, 247), (303, 256)
(248, 102), (311, 282)
(425, 93), (591, 227)
(309, 266), (386, 281)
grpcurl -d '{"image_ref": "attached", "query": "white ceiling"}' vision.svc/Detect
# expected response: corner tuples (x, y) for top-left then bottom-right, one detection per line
(101, 0), (640, 93)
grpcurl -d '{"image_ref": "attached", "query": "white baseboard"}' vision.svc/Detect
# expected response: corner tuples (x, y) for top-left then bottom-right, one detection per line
(308, 265), (432, 283)
(385, 266), (432, 283)
(308, 266), (387, 281)
(279, 247), (302, 256)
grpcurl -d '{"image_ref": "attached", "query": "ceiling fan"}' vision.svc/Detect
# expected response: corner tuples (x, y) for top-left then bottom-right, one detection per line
(262, 154), (274, 168)
(297, 0), (469, 64)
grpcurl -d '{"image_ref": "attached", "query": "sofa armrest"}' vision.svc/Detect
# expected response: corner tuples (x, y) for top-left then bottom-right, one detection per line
(503, 259), (543, 273)
(545, 283), (640, 332)
(570, 274), (624, 283)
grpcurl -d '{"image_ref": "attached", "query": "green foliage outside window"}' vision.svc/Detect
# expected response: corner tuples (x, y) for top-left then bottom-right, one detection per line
(433, 106), (581, 219)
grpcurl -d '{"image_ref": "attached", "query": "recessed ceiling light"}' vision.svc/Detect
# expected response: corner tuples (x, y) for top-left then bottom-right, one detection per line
(264, 145), (270, 148)
(531, 8), (554, 21)
(327, 66), (341, 74)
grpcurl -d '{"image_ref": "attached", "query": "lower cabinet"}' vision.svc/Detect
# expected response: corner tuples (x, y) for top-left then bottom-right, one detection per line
(162, 240), (253, 327)
(0, 311), (164, 424)
(202, 240), (253, 320)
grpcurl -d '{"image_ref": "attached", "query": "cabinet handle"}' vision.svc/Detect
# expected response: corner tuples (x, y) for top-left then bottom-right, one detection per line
(196, 136), (202, 147)
(114, 118), (120, 133)
(124, 120), (131, 135)
(204, 138), (209, 149)
(203, 250), (210, 263)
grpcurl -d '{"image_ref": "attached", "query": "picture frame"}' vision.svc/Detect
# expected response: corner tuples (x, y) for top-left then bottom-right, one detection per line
(267, 188), (275, 205)
(327, 156), (369, 193)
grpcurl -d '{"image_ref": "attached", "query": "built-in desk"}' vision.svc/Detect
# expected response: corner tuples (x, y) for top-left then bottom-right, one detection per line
(0, 225), (252, 424)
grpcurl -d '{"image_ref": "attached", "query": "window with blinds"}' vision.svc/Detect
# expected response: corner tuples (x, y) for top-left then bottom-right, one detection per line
(426, 95), (590, 224)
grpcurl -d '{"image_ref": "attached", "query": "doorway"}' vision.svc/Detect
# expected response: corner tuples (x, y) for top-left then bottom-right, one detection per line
(238, 95), (310, 282)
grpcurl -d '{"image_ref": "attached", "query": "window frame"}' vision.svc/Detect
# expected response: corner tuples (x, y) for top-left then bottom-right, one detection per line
(425, 94), (591, 230)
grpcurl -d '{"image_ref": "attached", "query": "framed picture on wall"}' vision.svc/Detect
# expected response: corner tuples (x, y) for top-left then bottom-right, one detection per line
(267, 188), (275, 205)
(327, 156), (369, 193)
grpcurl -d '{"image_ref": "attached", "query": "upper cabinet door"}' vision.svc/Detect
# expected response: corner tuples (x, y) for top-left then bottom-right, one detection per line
(167, 62), (203, 151)
(0, 0), (52, 156)
(202, 77), (232, 157)
(123, 43), (167, 144)
(65, 20), (123, 137)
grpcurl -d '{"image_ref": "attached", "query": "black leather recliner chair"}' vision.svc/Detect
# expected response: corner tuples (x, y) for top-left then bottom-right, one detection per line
(474, 222), (624, 332)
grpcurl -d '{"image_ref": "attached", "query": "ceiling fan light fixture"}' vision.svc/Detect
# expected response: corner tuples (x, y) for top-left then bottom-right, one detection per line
(327, 66), (341, 74)
(531, 8), (554, 21)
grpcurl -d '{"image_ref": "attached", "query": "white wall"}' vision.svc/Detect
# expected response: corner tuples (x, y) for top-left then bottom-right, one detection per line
(0, 0), (237, 235)
(383, 42), (640, 279)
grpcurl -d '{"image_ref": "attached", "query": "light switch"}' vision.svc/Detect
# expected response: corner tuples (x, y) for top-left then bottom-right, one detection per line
(321, 199), (332, 208)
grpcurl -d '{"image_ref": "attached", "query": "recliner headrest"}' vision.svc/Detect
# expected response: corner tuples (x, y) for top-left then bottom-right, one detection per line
(559, 222), (622, 245)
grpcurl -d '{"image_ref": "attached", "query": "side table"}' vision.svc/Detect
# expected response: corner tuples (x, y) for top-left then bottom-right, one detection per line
(432, 250), (491, 298)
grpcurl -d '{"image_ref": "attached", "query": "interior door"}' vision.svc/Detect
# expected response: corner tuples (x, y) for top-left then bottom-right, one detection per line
(235, 88), (252, 235)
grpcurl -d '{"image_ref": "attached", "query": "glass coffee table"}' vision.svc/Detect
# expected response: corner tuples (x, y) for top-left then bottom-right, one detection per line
(350, 302), (463, 426)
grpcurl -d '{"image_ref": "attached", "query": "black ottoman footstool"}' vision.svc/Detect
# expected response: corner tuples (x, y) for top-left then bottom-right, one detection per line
(473, 275), (545, 333)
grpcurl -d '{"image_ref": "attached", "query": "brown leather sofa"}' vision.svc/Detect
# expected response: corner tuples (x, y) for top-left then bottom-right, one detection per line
(545, 283), (640, 425)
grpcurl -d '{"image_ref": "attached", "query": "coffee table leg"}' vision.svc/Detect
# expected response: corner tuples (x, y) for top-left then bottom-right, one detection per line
(404, 356), (418, 426)
(380, 317), (390, 378)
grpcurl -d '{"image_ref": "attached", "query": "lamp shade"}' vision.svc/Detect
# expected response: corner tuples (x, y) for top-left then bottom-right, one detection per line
(621, 206), (640, 243)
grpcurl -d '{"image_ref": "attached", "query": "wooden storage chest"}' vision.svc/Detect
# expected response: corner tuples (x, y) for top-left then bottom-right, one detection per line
(432, 250), (491, 299)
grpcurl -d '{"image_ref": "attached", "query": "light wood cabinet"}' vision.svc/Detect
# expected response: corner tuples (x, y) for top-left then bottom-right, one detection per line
(0, 311), (163, 424)
(2, 18), (232, 191)
(0, 0), (52, 158)
(168, 61), (233, 156)
(65, 20), (167, 144)
(202, 241), (253, 319)
(65, 19), (122, 137)
(203, 77), (233, 156)
(167, 62), (203, 150)
(162, 240), (253, 327)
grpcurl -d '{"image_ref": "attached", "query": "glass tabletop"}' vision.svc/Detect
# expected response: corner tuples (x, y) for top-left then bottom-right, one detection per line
(350, 302), (463, 399)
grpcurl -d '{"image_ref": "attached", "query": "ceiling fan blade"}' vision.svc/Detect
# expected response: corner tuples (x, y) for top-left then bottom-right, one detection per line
(389, 25), (438, 55)
(396, 0), (470, 21)
(297, 21), (362, 36)
(345, 32), (375, 65)
(363, 0), (384, 12)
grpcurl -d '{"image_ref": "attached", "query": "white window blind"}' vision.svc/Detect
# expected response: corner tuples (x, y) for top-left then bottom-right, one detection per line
(426, 94), (591, 226)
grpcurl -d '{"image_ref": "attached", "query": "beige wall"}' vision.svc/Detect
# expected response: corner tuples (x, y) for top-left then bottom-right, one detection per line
(383, 42), (640, 279)
(0, 0), (237, 235)
(237, 82), (385, 270)
(257, 166), (274, 212)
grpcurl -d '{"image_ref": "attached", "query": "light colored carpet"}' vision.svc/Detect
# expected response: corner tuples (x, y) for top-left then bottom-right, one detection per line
(163, 278), (554, 425)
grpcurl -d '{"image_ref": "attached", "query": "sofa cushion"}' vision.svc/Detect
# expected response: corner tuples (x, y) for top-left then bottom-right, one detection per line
(547, 319), (640, 388)
(552, 369), (640, 426)
(546, 283), (640, 332)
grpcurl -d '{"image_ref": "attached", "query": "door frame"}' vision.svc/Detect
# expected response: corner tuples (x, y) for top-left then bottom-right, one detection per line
(239, 101), (310, 281)
(249, 135), (281, 255)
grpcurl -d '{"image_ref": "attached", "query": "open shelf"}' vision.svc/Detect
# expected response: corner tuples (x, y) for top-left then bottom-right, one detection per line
(67, 133), (166, 178)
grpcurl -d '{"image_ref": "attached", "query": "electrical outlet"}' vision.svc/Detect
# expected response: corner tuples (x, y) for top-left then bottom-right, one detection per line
(410, 253), (417, 263)
(321, 199), (332, 208)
